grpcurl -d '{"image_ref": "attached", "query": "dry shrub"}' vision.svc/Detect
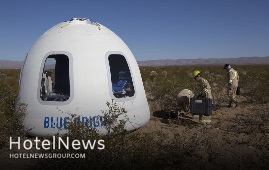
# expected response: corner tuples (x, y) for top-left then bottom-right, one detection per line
(141, 65), (269, 112)
(0, 70), (27, 150)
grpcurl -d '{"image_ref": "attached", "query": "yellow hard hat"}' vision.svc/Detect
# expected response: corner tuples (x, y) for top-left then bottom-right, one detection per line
(193, 70), (201, 77)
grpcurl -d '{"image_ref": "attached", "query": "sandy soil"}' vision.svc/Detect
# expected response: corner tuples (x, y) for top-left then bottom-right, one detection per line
(135, 102), (269, 169)
(1, 103), (268, 169)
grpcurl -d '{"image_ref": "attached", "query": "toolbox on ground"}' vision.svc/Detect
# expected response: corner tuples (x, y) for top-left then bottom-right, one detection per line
(190, 98), (212, 116)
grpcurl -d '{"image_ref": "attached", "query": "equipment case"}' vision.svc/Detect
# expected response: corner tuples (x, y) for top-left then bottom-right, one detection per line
(190, 98), (212, 116)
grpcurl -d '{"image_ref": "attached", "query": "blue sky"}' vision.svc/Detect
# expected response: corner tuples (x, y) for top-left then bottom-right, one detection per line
(0, 0), (269, 61)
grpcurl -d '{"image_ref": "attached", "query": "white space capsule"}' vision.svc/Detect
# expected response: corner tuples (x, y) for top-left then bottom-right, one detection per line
(18, 18), (150, 136)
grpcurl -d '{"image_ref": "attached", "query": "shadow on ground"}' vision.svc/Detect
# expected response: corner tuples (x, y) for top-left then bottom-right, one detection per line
(152, 110), (201, 126)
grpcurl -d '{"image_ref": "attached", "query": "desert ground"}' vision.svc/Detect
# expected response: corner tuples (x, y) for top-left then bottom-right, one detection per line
(1, 65), (269, 169)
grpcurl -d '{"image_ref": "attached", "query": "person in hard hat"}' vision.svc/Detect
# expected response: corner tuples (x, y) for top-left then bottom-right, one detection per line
(193, 70), (212, 123)
(193, 71), (213, 99)
(223, 64), (239, 108)
(176, 89), (194, 117)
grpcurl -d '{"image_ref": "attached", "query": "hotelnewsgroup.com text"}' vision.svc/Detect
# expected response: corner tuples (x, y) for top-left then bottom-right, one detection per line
(9, 136), (105, 159)
(10, 153), (86, 159)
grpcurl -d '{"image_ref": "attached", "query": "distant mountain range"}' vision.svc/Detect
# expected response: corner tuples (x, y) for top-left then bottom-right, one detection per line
(137, 56), (269, 66)
(0, 60), (23, 69)
(0, 56), (269, 69)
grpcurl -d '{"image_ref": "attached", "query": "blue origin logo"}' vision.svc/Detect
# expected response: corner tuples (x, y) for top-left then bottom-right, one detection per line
(44, 115), (106, 129)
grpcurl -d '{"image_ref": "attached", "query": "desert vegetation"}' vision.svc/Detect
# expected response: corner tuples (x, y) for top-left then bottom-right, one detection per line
(0, 70), (26, 150)
(0, 65), (269, 169)
(141, 65), (269, 111)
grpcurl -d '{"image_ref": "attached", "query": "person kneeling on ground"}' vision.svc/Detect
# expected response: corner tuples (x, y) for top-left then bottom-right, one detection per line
(176, 89), (194, 118)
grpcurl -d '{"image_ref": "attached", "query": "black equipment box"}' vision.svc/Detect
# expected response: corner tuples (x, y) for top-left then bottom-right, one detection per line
(190, 98), (212, 116)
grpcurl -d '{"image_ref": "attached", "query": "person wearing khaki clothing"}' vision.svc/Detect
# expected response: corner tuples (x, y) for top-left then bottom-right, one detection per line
(196, 77), (213, 100)
(223, 64), (239, 107)
(193, 70), (212, 123)
(176, 89), (194, 116)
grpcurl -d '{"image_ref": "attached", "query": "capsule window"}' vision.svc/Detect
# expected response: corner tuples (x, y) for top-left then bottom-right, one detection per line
(40, 54), (70, 101)
(108, 54), (135, 98)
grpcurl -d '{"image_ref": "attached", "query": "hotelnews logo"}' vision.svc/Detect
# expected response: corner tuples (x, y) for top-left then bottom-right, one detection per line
(9, 136), (105, 159)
